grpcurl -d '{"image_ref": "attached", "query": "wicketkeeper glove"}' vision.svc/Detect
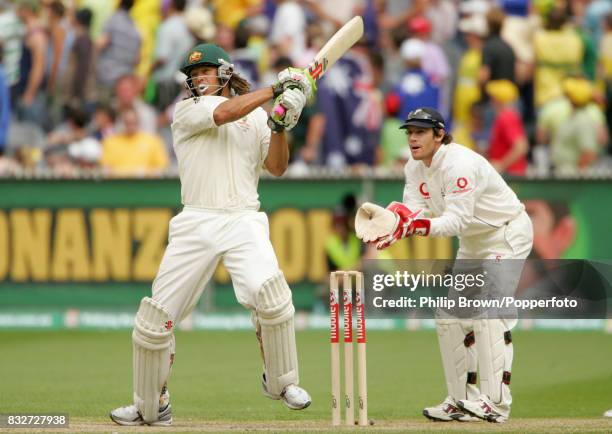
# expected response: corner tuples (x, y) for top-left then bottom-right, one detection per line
(375, 202), (430, 250)
(355, 202), (398, 242)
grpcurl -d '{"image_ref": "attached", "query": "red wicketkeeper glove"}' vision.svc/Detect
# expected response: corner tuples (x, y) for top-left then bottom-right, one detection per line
(375, 202), (431, 250)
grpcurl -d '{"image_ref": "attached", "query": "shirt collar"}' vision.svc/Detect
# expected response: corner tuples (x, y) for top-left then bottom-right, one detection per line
(422, 143), (447, 171)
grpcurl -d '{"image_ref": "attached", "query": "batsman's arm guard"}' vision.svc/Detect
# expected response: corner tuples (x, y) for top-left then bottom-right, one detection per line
(254, 272), (299, 396)
(132, 297), (175, 423)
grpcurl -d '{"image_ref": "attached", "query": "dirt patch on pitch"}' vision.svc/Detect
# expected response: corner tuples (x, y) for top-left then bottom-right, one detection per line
(4, 418), (610, 433)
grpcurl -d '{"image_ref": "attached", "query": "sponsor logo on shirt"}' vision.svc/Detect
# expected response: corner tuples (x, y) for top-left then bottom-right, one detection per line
(236, 116), (251, 131)
(419, 182), (430, 199)
(452, 177), (473, 194)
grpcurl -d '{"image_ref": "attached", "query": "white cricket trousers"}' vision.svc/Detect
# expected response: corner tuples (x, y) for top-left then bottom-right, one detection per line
(151, 206), (281, 322)
(457, 210), (533, 261)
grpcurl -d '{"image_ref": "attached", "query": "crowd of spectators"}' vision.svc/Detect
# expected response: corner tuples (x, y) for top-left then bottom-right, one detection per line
(0, 0), (610, 177)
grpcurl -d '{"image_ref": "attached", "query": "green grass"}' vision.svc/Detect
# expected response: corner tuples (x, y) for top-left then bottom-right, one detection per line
(2, 330), (611, 423)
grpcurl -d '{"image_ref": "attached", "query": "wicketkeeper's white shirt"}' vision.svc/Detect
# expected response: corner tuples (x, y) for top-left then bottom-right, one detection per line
(171, 95), (271, 210)
(403, 143), (525, 238)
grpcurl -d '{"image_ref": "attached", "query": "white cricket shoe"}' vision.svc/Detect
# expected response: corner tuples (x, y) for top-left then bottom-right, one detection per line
(110, 391), (172, 426)
(262, 374), (311, 410)
(423, 396), (481, 422)
(604, 409), (612, 418)
(457, 394), (509, 423)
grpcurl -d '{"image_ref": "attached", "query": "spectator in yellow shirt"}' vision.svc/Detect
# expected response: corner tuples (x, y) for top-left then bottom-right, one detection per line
(454, 13), (487, 126)
(533, 8), (583, 107)
(101, 108), (169, 177)
(538, 78), (601, 171)
(214, 0), (262, 30)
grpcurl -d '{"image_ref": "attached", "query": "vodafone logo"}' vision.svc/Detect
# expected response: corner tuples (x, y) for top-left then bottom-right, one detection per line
(419, 182), (430, 198)
(456, 177), (468, 189)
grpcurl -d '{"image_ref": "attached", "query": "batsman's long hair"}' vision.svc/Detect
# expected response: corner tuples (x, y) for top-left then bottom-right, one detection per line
(229, 73), (251, 95)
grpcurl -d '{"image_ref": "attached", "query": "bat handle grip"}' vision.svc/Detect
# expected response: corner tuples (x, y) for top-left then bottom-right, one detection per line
(272, 104), (286, 119)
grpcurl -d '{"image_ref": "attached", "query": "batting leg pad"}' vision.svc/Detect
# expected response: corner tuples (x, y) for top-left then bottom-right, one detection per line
(255, 272), (299, 396)
(436, 319), (479, 401)
(474, 319), (512, 408)
(132, 297), (175, 423)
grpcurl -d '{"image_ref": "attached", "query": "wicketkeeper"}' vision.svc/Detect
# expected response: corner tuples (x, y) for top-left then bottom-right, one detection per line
(355, 108), (533, 423)
(110, 43), (314, 426)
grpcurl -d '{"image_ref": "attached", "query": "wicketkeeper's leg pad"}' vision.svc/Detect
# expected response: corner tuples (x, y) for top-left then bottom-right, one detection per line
(474, 319), (512, 409)
(254, 272), (298, 397)
(132, 297), (175, 423)
(436, 319), (479, 401)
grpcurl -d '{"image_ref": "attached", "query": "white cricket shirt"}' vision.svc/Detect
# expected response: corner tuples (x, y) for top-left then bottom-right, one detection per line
(171, 96), (271, 210)
(403, 143), (524, 237)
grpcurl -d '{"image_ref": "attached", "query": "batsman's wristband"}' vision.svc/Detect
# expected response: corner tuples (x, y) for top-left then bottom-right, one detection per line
(271, 82), (284, 99)
(267, 115), (285, 133)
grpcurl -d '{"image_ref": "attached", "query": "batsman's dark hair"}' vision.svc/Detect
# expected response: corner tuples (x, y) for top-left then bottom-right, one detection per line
(434, 128), (453, 145)
(229, 73), (251, 96)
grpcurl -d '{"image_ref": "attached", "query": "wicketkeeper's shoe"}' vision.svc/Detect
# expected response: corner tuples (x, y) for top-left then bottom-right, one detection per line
(604, 409), (612, 418)
(423, 396), (481, 422)
(110, 391), (172, 426)
(457, 394), (509, 423)
(261, 373), (312, 410)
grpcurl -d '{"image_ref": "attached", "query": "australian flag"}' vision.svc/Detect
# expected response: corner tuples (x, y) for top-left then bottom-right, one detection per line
(316, 51), (382, 168)
(395, 68), (440, 121)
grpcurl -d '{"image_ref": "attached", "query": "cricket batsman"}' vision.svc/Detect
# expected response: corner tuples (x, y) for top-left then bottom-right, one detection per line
(355, 108), (533, 423)
(110, 43), (313, 426)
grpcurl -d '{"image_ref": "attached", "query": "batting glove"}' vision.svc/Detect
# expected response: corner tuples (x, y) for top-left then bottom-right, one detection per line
(272, 67), (316, 100)
(267, 88), (307, 132)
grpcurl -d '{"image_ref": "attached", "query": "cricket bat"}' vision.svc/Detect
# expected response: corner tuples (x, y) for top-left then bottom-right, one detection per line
(272, 16), (364, 118)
